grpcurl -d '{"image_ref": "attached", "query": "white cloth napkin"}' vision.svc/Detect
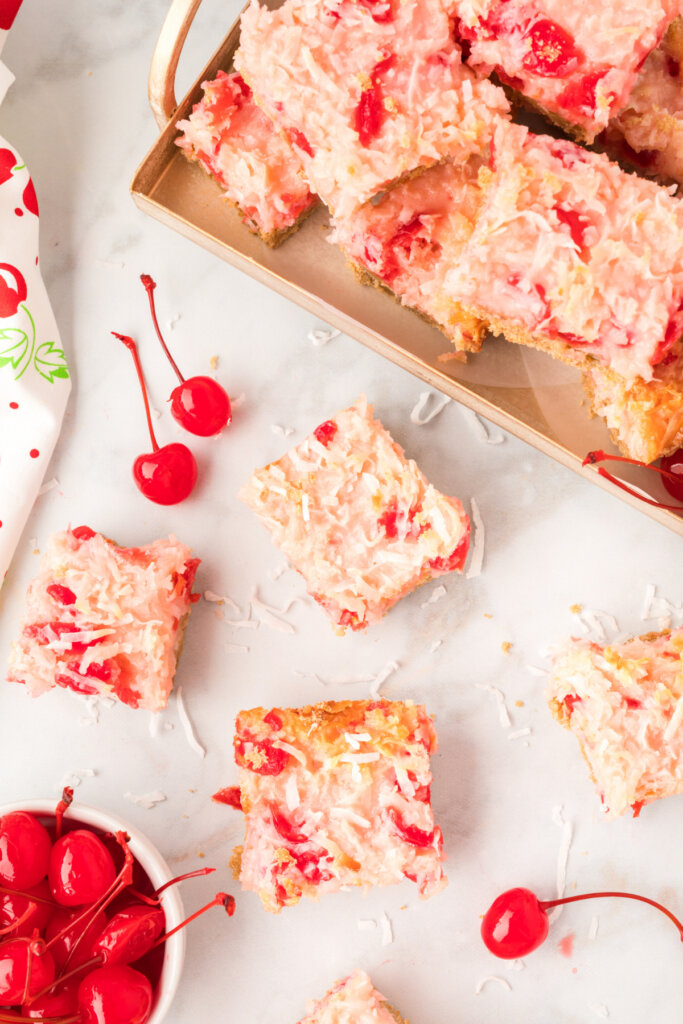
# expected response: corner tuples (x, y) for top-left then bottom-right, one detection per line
(0, 11), (70, 583)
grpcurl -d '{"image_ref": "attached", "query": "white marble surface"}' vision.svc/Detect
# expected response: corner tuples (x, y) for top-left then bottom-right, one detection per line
(0, 2), (682, 1022)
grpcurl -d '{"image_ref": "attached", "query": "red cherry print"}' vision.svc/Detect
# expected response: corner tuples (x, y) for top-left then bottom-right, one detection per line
(0, 937), (56, 1003)
(0, 0), (23, 31)
(29, 449), (39, 458)
(15, 206), (23, 216)
(77, 964), (153, 1024)
(660, 449), (683, 502)
(583, 450), (683, 512)
(0, 812), (52, 891)
(386, 807), (436, 848)
(23, 977), (80, 1019)
(0, 880), (53, 939)
(354, 55), (395, 146)
(0, 148), (17, 185)
(522, 19), (582, 77)
(46, 583), (77, 605)
(9, 401), (18, 408)
(140, 275), (231, 437)
(91, 905), (165, 966)
(313, 420), (338, 446)
(0, 263), (27, 319)
(45, 906), (108, 969)
(112, 333), (198, 505)
(482, 885), (683, 959)
(72, 525), (96, 541)
(48, 830), (116, 906)
(212, 786), (242, 809)
(22, 179), (38, 216)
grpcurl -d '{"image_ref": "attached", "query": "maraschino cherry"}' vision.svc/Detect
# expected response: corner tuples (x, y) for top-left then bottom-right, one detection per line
(140, 274), (231, 437)
(0, 811), (52, 891)
(583, 449), (683, 512)
(112, 333), (197, 505)
(482, 885), (683, 959)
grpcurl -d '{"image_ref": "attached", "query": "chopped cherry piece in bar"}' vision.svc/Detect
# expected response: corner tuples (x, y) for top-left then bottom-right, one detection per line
(235, 736), (290, 775)
(387, 807), (436, 847)
(354, 55), (395, 147)
(522, 19), (583, 78)
(72, 525), (96, 541)
(212, 786), (243, 809)
(313, 420), (338, 447)
(557, 68), (610, 116)
(271, 807), (309, 845)
(46, 583), (77, 605)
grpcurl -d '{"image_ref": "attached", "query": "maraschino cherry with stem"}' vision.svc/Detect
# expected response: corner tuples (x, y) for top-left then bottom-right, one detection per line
(482, 885), (683, 959)
(112, 332), (197, 505)
(583, 449), (683, 512)
(140, 274), (231, 437)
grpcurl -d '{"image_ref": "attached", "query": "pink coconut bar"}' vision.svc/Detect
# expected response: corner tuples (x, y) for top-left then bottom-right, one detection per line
(604, 17), (683, 186)
(239, 395), (470, 633)
(455, 0), (680, 142)
(7, 526), (199, 712)
(235, 0), (509, 219)
(175, 70), (317, 245)
(233, 700), (446, 912)
(331, 156), (488, 352)
(548, 629), (683, 818)
(297, 970), (406, 1024)
(441, 120), (683, 382)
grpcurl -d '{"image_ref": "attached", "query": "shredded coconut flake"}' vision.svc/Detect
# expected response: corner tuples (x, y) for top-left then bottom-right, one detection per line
(589, 916), (600, 941)
(461, 408), (506, 444)
(475, 683), (512, 728)
(176, 687), (206, 760)
(475, 976), (512, 996)
(370, 660), (399, 698)
(204, 590), (241, 614)
(410, 391), (451, 425)
(381, 912), (393, 946)
(547, 805), (573, 924)
(61, 768), (95, 789)
(430, 639), (442, 653)
(525, 663), (547, 677)
(125, 790), (167, 810)
(251, 589), (297, 634)
(357, 918), (377, 931)
(421, 584), (446, 608)
(508, 727), (531, 740)
(149, 714), (161, 738)
(38, 477), (60, 496)
(589, 1005), (610, 1019)
(466, 497), (485, 579)
(271, 424), (294, 437)
(308, 327), (341, 346)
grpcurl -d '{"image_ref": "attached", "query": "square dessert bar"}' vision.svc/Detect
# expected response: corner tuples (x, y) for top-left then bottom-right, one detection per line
(547, 629), (683, 818)
(232, 700), (446, 912)
(298, 970), (407, 1024)
(7, 526), (199, 712)
(239, 395), (470, 632)
(455, 0), (680, 142)
(605, 17), (683, 187)
(442, 120), (683, 382)
(331, 156), (488, 352)
(175, 70), (317, 246)
(235, 0), (509, 218)
(582, 341), (683, 463)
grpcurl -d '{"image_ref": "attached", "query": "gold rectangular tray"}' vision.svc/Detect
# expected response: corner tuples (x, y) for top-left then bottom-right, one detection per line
(131, 0), (682, 536)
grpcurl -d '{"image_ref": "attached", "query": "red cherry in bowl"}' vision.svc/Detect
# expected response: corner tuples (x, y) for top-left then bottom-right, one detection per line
(112, 333), (198, 506)
(660, 448), (683, 502)
(24, 977), (80, 1019)
(78, 964), (153, 1024)
(141, 274), (231, 437)
(48, 829), (116, 906)
(0, 811), (52, 890)
(0, 938), (56, 1003)
(0, 879), (53, 938)
(583, 449), (683, 512)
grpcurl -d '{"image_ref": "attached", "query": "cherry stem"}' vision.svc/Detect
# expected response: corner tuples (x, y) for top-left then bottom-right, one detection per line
(126, 886), (161, 907)
(140, 274), (184, 384)
(0, 886), (56, 908)
(148, 892), (235, 951)
(0, 903), (35, 937)
(0, 1015), (79, 1024)
(55, 786), (74, 839)
(111, 333), (160, 453)
(154, 866), (216, 897)
(540, 890), (683, 941)
(583, 450), (683, 512)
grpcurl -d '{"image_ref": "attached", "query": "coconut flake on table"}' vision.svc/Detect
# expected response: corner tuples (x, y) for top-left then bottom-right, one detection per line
(506, 959), (525, 972)
(430, 639), (442, 653)
(466, 498), (485, 579)
(38, 477), (60, 496)
(547, 805), (573, 924)
(203, 590), (241, 615)
(525, 663), (548, 677)
(61, 768), (96, 789)
(225, 643), (250, 654)
(308, 326), (341, 346)
(271, 424), (294, 438)
(573, 607), (620, 644)
(124, 790), (167, 810)
(230, 393), (246, 409)
(475, 976), (512, 995)
(640, 583), (683, 625)
(409, 390), (451, 425)
(357, 918), (377, 931)
(300, 669), (376, 687)
(461, 407), (506, 444)
(176, 687), (206, 759)
(381, 912), (393, 946)
(589, 916), (600, 940)
(507, 727), (531, 740)
(589, 1005), (610, 1019)
(369, 660), (399, 698)
(94, 258), (125, 270)
(269, 562), (289, 580)
(421, 584), (446, 608)
(251, 588), (297, 634)
(475, 683), (512, 728)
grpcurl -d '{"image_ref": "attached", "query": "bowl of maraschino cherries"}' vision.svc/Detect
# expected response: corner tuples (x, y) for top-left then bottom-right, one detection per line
(0, 789), (235, 1024)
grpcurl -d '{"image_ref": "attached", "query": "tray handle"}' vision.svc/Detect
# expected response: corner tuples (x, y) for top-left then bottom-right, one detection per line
(149, 0), (203, 129)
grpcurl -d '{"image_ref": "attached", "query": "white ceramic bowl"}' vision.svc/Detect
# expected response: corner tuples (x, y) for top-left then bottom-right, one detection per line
(0, 799), (185, 1024)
